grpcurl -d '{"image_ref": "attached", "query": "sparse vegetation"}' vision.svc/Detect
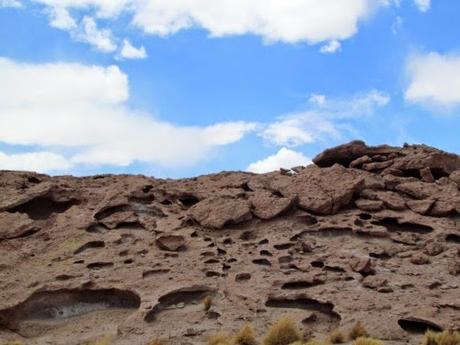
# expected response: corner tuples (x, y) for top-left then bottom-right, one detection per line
(352, 337), (384, 345)
(147, 340), (167, 345)
(85, 336), (111, 345)
(349, 322), (369, 340)
(203, 295), (213, 312)
(234, 324), (258, 345)
(421, 330), (460, 345)
(208, 331), (231, 345)
(329, 329), (346, 344)
(263, 316), (300, 345)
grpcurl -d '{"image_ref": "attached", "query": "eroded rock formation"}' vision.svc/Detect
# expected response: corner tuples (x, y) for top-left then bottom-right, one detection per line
(0, 142), (459, 345)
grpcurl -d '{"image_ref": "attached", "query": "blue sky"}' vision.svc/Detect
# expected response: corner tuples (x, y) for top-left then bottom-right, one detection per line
(1, 0), (460, 177)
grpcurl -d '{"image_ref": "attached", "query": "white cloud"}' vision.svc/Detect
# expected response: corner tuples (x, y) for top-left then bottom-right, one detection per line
(29, 0), (388, 50)
(261, 90), (390, 147)
(0, 57), (256, 172)
(405, 52), (460, 107)
(247, 148), (311, 173)
(119, 39), (147, 59)
(320, 40), (341, 54)
(75, 16), (117, 52)
(0, 0), (21, 8)
(309, 94), (326, 106)
(413, 0), (430, 12)
(0, 151), (72, 172)
(49, 7), (77, 29)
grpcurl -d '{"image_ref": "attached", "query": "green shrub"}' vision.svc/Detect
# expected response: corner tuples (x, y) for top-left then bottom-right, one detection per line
(263, 316), (300, 345)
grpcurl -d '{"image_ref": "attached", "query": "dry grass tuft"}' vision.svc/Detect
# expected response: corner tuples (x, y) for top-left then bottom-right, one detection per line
(421, 330), (460, 345)
(85, 336), (111, 345)
(263, 316), (300, 345)
(422, 330), (441, 345)
(234, 324), (258, 345)
(352, 337), (384, 345)
(147, 340), (167, 345)
(208, 331), (232, 345)
(349, 322), (369, 340)
(329, 329), (346, 344)
(203, 295), (213, 312)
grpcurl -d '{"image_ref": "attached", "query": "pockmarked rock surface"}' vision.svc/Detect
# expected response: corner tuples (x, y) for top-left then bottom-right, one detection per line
(0, 142), (459, 345)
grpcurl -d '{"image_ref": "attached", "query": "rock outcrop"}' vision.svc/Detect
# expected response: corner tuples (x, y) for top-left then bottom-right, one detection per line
(0, 142), (459, 345)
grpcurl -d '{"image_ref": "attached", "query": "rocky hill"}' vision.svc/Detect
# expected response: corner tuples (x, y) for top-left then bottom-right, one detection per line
(0, 141), (459, 345)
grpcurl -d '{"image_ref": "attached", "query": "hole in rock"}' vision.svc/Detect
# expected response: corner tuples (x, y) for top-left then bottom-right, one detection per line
(27, 177), (41, 184)
(114, 222), (145, 230)
(272, 191), (284, 198)
(86, 223), (108, 234)
(142, 185), (153, 193)
(8, 196), (79, 220)
(325, 266), (346, 273)
(86, 262), (113, 270)
(373, 218), (433, 234)
(95, 203), (163, 220)
(265, 297), (341, 320)
(0, 289), (140, 329)
(398, 318), (443, 334)
(274, 243), (295, 250)
(311, 260), (325, 268)
(260, 250), (273, 257)
(359, 213), (372, 220)
(430, 168), (449, 180)
(144, 287), (214, 322)
(241, 182), (253, 192)
(446, 234), (460, 243)
(206, 271), (221, 277)
(253, 258), (271, 266)
(402, 169), (421, 179)
(281, 280), (324, 290)
(142, 269), (170, 278)
(179, 195), (200, 208)
(74, 241), (105, 255)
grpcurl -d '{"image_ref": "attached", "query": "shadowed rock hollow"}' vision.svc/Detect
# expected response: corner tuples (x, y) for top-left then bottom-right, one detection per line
(0, 141), (459, 345)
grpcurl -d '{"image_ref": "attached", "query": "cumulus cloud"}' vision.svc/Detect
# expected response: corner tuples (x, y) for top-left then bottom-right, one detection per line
(0, 57), (256, 172)
(49, 7), (77, 29)
(247, 148), (311, 174)
(0, 0), (21, 7)
(413, 0), (430, 12)
(320, 40), (341, 54)
(119, 39), (147, 59)
(28, 0), (390, 52)
(261, 90), (390, 147)
(0, 151), (72, 172)
(405, 52), (460, 108)
(75, 16), (117, 52)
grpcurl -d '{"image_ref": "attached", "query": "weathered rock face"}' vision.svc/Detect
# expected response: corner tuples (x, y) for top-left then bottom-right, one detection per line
(0, 142), (459, 345)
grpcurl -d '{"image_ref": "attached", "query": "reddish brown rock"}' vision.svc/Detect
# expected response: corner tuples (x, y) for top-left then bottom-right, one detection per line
(0, 142), (459, 345)
(155, 235), (186, 252)
(410, 253), (431, 265)
(350, 256), (375, 274)
(0, 212), (37, 240)
(189, 197), (252, 229)
(250, 191), (293, 220)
